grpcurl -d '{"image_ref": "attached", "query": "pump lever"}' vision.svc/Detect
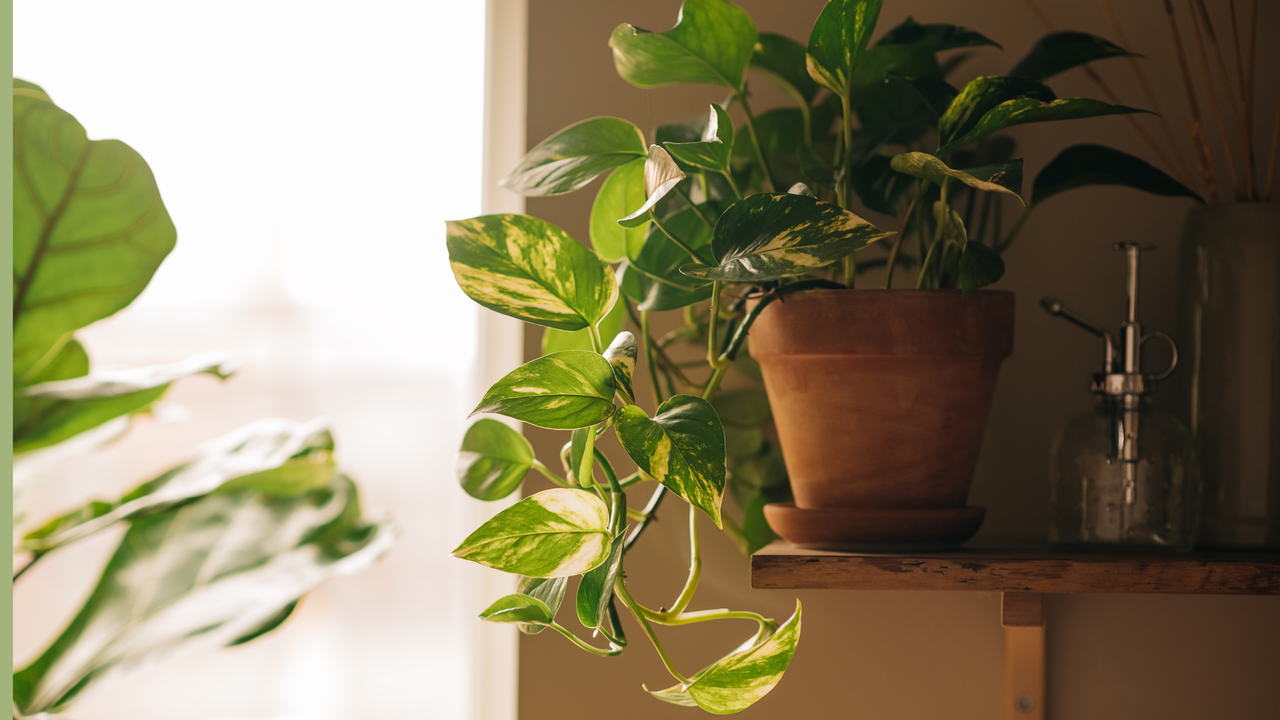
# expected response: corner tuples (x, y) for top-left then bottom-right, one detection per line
(1041, 297), (1117, 373)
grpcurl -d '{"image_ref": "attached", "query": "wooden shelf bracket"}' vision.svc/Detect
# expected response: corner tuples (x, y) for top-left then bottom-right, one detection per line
(1002, 592), (1045, 720)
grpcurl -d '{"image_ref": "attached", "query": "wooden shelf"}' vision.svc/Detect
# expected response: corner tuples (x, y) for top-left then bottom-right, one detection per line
(750, 542), (1280, 595)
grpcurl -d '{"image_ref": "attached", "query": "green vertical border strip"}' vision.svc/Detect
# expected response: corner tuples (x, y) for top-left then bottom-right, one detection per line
(4, 0), (16, 714)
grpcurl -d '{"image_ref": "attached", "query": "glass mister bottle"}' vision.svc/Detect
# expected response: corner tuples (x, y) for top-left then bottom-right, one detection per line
(1043, 244), (1200, 552)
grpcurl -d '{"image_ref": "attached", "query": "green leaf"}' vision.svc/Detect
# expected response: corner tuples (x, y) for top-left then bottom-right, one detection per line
(447, 214), (619, 331)
(933, 200), (968, 248)
(752, 33), (820, 105)
(13, 85), (177, 380)
(851, 154), (914, 216)
(15, 353), (237, 455)
(452, 488), (612, 577)
(958, 241), (1005, 294)
(877, 16), (1002, 51)
(688, 601), (802, 713)
(619, 146), (688, 228)
(20, 336), (89, 386)
(630, 207), (713, 287)
(610, 0), (758, 92)
(1010, 31), (1136, 81)
(502, 117), (647, 196)
(22, 417), (336, 553)
(473, 351), (617, 430)
(711, 388), (773, 427)
(937, 76), (1056, 149)
(890, 152), (1025, 203)
(480, 594), (556, 625)
(575, 534), (624, 630)
(515, 576), (569, 635)
(614, 395), (726, 527)
(13, 473), (392, 715)
(956, 159), (1024, 196)
(681, 194), (893, 282)
(620, 260), (714, 313)
(589, 158), (650, 261)
(604, 331), (638, 403)
(664, 104), (735, 174)
(848, 44), (940, 105)
(805, 0), (884, 100)
(457, 419), (535, 501)
(542, 293), (627, 355)
(1032, 143), (1203, 205)
(938, 96), (1149, 157)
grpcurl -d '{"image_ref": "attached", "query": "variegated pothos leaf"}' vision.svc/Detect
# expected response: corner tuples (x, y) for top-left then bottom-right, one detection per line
(938, 96), (1148, 156)
(604, 331), (638, 403)
(515, 576), (569, 635)
(680, 194), (893, 282)
(889, 152), (1025, 204)
(664, 104), (735, 173)
(452, 488), (612, 578)
(473, 351), (617, 430)
(447, 214), (618, 332)
(609, 0), (758, 91)
(457, 419), (535, 501)
(614, 395), (725, 527)
(619, 146), (687, 228)
(478, 593), (556, 625)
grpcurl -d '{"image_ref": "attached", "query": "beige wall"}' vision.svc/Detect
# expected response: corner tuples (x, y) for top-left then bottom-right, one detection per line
(515, 1), (1280, 718)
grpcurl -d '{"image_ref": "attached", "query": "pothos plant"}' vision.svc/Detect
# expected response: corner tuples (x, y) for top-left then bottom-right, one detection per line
(447, 0), (1198, 712)
(11, 79), (394, 717)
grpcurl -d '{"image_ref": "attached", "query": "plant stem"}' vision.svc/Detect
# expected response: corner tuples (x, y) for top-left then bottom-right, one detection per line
(615, 575), (688, 684)
(674, 184), (717, 229)
(639, 310), (663, 411)
(12, 553), (41, 582)
(549, 622), (623, 656)
(652, 212), (713, 266)
(917, 186), (949, 289)
(722, 170), (745, 201)
(736, 93), (777, 193)
(839, 92), (854, 210)
(643, 606), (775, 631)
(883, 184), (923, 289)
(706, 282), (727, 370)
(587, 323), (604, 354)
(532, 460), (573, 488)
(624, 484), (668, 551)
(668, 504), (702, 615)
(578, 424), (598, 488)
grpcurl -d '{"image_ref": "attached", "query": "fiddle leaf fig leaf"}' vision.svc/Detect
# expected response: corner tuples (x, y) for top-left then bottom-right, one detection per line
(19, 335), (88, 386)
(664, 104), (735, 174)
(877, 17), (1002, 51)
(575, 533), (624, 630)
(752, 33), (820, 106)
(686, 601), (803, 713)
(457, 419), (535, 501)
(15, 352), (237, 455)
(610, 0), (758, 92)
(615, 395), (726, 527)
(590, 158), (650, 261)
(21, 417), (336, 554)
(619, 146), (688, 228)
(479, 594), (556, 625)
(543, 295), (628, 355)
(958, 241), (1005, 294)
(452, 488), (612, 578)
(806, 0), (884, 101)
(13, 473), (393, 716)
(604, 331), (638, 403)
(502, 117), (647, 196)
(13, 84), (177, 381)
(937, 76), (1056, 149)
(473, 351), (617, 430)
(515, 576), (569, 635)
(1010, 31), (1136, 81)
(680, 194), (893, 282)
(1032, 143), (1203, 205)
(890, 152), (1025, 203)
(447, 214), (618, 332)
(938, 96), (1149, 157)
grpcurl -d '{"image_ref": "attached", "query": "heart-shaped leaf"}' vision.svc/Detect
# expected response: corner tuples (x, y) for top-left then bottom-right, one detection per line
(937, 76), (1056, 149)
(542, 292), (628, 355)
(877, 17), (1002, 51)
(938, 96), (1149, 156)
(447, 214), (618, 332)
(619, 146), (688, 228)
(1032, 143), (1203, 205)
(752, 33), (820, 106)
(615, 395), (726, 527)
(457, 418), (535, 501)
(515, 576), (569, 635)
(1010, 31), (1136, 81)
(13, 473), (392, 715)
(681, 194), (893, 282)
(21, 417), (336, 553)
(806, 0), (884, 100)
(664, 104), (735, 174)
(576, 534), (624, 630)
(473, 351), (617, 430)
(502, 117), (647, 196)
(610, 0), (758, 92)
(890, 152), (1025, 203)
(452, 488), (612, 577)
(604, 331), (638, 403)
(15, 352), (236, 455)
(13, 83), (177, 380)
(647, 601), (803, 713)
(479, 593), (556, 625)
(958, 241), (1005, 294)
(589, 158), (650, 261)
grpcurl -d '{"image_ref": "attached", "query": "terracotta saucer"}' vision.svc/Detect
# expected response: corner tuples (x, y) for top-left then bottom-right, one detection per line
(763, 502), (985, 552)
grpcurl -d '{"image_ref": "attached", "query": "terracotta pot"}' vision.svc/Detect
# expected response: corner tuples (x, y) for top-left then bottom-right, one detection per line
(750, 289), (1015, 549)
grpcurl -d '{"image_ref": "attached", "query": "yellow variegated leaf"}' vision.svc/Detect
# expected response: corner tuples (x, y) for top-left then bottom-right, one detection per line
(452, 488), (612, 578)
